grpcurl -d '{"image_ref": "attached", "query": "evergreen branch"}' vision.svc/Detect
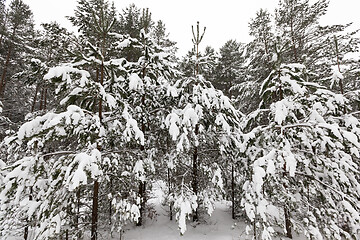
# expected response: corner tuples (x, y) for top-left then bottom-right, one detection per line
(41, 151), (76, 158)
(295, 171), (353, 202)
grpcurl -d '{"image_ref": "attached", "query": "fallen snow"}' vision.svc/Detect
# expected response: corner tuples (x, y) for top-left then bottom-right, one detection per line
(7, 184), (310, 240)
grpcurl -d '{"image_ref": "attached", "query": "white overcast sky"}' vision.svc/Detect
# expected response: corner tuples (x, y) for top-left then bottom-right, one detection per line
(17, 0), (360, 56)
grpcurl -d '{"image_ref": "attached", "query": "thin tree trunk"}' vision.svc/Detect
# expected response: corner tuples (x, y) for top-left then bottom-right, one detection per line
(284, 206), (292, 238)
(231, 164), (235, 219)
(31, 85), (39, 112)
(76, 187), (81, 239)
(193, 42), (199, 221)
(24, 222), (29, 240)
(39, 88), (44, 110)
(137, 64), (147, 226)
(43, 88), (47, 110)
(91, 62), (104, 240)
(24, 187), (32, 240)
(137, 181), (146, 226)
(98, 64), (103, 119)
(279, 73), (291, 238)
(109, 178), (112, 225)
(192, 124), (199, 222)
(168, 168), (173, 221)
(91, 180), (99, 240)
(253, 219), (257, 240)
(283, 162), (292, 239)
(335, 40), (343, 95)
(0, 46), (12, 96)
(0, 25), (16, 97)
(196, 43), (199, 75)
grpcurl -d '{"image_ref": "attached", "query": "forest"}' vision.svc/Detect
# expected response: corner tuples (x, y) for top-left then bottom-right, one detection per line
(0, 0), (359, 239)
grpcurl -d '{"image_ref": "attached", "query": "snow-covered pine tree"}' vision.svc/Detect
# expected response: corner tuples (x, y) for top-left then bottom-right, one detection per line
(0, 0), (36, 140)
(13, 22), (73, 113)
(164, 22), (242, 234)
(275, 0), (329, 63)
(240, 40), (360, 240)
(234, 8), (274, 114)
(0, 1), (145, 239)
(118, 26), (179, 227)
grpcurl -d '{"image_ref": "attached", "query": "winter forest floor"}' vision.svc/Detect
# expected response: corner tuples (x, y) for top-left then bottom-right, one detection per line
(117, 181), (306, 240)
(9, 181), (308, 240)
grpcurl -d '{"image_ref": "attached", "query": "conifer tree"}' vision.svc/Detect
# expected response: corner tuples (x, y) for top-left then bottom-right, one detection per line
(0, 0), (6, 49)
(14, 22), (73, 113)
(240, 41), (360, 240)
(214, 40), (241, 96)
(151, 20), (176, 50)
(0, 0), (33, 96)
(275, 0), (329, 63)
(163, 22), (241, 234)
(0, 0), (35, 142)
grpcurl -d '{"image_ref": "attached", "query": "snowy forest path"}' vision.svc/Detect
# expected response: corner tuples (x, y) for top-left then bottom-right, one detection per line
(123, 181), (246, 240)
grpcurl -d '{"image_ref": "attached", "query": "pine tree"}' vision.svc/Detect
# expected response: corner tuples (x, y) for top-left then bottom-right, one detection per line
(151, 20), (176, 50)
(201, 46), (217, 84)
(120, 27), (179, 227)
(0, 0), (6, 49)
(233, 9), (274, 115)
(240, 42), (360, 240)
(0, 0), (35, 142)
(214, 39), (241, 97)
(0, 0), (33, 96)
(0, 1), (184, 238)
(275, 0), (329, 63)
(164, 22), (241, 234)
(249, 9), (273, 59)
(1, 1), (133, 239)
(139, 8), (153, 34)
(14, 22), (73, 113)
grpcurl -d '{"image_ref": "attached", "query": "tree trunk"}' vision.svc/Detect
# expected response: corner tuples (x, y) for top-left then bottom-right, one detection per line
(39, 88), (44, 110)
(24, 187), (32, 240)
(168, 168), (173, 221)
(283, 162), (292, 239)
(24, 224), (28, 240)
(334, 36), (346, 113)
(75, 187), (81, 239)
(137, 65), (147, 226)
(192, 124), (199, 222)
(284, 206), (292, 238)
(109, 178), (112, 225)
(231, 164), (235, 219)
(91, 180), (99, 240)
(0, 46), (12, 97)
(253, 219), (257, 240)
(31, 85), (39, 112)
(43, 88), (47, 110)
(91, 62), (104, 240)
(137, 181), (146, 226)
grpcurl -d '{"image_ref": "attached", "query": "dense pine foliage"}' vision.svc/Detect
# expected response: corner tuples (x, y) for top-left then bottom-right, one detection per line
(0, 0), (359, 239)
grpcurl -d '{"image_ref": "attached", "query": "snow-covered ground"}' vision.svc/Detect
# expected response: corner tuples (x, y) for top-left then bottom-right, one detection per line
(8, 181), (307, 240)
(123, 200), (245, 240)
(108, 181), (305, 240)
